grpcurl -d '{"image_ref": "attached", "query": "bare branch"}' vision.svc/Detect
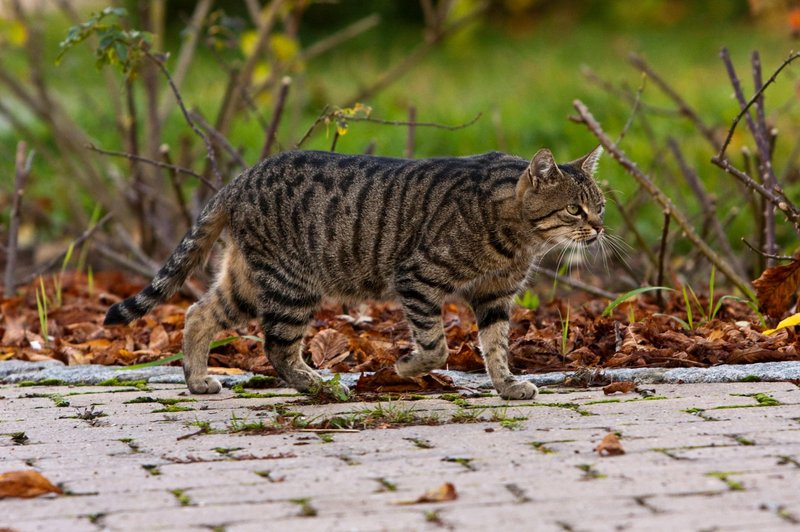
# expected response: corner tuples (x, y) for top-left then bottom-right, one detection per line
(157, 0), (214, 123)
(531, 266), (617, 300)
(716, 50), (800, 160)
(260, 76), (292, 159)
(18, 213), (114, 286)
(146, 52), (224, 185)
(573, 99), (754, 298)
(189, 109), (247, 170)
(299, 14), (381, 62)
(4, 142), (33, 296)
(741, 238), (795, 262)
(85, 143), (218, 191)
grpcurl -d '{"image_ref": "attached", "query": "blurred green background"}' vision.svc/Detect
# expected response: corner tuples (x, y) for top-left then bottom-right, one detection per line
(1, 0), (799, 292)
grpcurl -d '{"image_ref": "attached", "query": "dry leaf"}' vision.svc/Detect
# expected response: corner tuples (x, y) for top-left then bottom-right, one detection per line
(308, 329), (350, 368)
(395, 482), (458, 505)
(595, 433), (625, 456)
(753, 255), (800, 319)
(355, 367), (457, 393)
(0, 470), (63, 499)
(603, 381), (637, 395)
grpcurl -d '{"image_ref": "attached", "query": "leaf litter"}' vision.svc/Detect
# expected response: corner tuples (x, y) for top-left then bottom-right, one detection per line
(2, 272), (799, 393)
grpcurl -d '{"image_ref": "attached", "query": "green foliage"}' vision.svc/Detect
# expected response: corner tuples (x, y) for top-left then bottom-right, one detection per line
(35, 277), (48, 344)
(514, 290), (540, 311)
(57, 7), (153, 80)
(602, 286), (673, 317)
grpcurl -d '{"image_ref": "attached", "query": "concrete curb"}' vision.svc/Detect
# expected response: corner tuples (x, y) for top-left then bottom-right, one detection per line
(2, 359), (799, 390)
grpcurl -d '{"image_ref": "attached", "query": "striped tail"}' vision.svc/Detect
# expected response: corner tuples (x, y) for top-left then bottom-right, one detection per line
(104, 194), (228, 326)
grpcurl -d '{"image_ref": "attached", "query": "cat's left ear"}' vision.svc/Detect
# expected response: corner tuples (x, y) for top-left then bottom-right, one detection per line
(578, 145), (603, 177)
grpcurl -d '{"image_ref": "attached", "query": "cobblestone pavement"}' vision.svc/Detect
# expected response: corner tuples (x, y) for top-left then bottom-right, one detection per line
(1, 379), (799, 531)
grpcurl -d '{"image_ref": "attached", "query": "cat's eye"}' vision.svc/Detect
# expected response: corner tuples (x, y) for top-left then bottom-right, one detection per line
(566, 204), (582, 216)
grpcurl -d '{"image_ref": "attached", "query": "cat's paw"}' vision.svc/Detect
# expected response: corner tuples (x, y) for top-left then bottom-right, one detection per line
(187, 376), (222, 394)
(497, 379), (538, 400)
(394, 354), (425, 378)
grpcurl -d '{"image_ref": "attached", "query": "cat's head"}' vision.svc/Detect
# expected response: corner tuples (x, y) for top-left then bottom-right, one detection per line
(516, 146), (605, 246)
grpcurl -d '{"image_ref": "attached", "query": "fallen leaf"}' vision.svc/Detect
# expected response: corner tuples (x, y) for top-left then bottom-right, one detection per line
(603, 381), (637, 395)
(595, 433), (625, 456)
(208, 367), (245, 375)
(753, 254), (800, 319)
(308, 329), (350, 368)
(0, 470), (63, 498)
(355, 367), (457, 393)
(762, 312), (800, 335)
(395, 482), (458, 505)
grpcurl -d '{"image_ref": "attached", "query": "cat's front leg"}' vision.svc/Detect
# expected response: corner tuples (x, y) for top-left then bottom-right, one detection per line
(474, 302), (538, 400)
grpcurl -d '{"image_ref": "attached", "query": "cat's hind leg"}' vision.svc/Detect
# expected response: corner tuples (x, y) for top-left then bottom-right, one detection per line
(183, 248), (258, 394)
(394, 271), (449, 377)
(257, 284), (338, 394)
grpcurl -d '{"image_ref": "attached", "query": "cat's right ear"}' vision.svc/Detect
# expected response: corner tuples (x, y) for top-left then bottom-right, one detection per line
(518, 149), (560, 199)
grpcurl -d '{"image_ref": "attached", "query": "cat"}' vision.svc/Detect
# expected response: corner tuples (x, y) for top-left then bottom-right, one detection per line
(105, 147), (605, 400)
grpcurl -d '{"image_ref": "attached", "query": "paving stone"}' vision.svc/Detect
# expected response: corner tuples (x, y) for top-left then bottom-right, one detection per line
(3, 379), (800, 531)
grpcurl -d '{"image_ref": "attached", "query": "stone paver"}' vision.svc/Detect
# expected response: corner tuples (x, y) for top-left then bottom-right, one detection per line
(1, 377), (799, 531)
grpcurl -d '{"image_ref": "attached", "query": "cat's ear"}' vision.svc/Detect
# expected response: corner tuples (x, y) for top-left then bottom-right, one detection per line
(530, 148), (561, 181)
(518, 149), (562, 198)
(578, 145), (603, 177)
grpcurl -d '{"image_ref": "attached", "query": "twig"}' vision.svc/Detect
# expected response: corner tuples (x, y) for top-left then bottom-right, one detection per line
(741, 238), (795, 262)
(348, 112), (482, 131)
(93, 241), (157, 280)
(531, 266), (617, 300)
(666, 137), (744, 278)
(752, 50), (777, 265)
(4, 142), (33, 296)
(86, 143), (218, 191)
(299, 14), (381, 62)
(710, 155), (800, 233)
(349, 1), (488, 105)
(405, 105), (416, 159)
(260, 76), (292, 159)
(604, 188), (658, 270)
(160, 145), (194, 229)
(146, 52), (224, 186)
(615, 72), (646, 146)
(188, 110), (246, 170)
(573, 99), (754, 298)
(157, 0), (214, 124)
(656, 210), (670, 308)
(18, 213), (113, 286)
(628, 52), (720, 149)
(296, 105), (331, 148)
(716, 50), (800, 160)
(720, 48), (781, 265)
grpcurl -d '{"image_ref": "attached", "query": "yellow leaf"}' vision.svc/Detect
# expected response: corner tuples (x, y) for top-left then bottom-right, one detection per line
(762, 312), (800, 335)
(0, 352), (14, 361)
(269, 33), (298, 62)
(336, 122), (348, 136)
(239, 29), (259, 56)
(252, 62), (271, 85)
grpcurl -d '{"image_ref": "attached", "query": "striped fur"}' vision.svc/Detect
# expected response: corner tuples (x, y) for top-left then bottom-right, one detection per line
(104, 147), (605, 399)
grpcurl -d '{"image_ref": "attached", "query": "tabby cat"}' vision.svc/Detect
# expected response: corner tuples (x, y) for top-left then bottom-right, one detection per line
(105, 147), (605, 400)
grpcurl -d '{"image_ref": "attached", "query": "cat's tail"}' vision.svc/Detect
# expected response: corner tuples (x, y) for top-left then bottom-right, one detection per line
(104, 192), (228, 326)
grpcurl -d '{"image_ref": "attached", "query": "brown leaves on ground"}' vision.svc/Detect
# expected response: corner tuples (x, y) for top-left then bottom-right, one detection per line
(595, 433), (625, 456)
(753, 253), (800, 319)
(395, 482), (458, 505)
(0, 470), (62, 498)
(1, 272), (799, 380)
